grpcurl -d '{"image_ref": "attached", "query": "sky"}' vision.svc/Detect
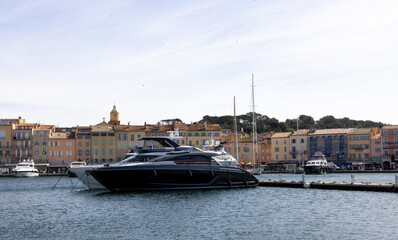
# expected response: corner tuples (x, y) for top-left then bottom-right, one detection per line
(1, 0), (398, 127)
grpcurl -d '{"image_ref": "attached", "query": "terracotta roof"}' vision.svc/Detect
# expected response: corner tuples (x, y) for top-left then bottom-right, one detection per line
(309, 128), (353, 135)
(186, 123), (222, 131)
(271, 132), (292, 138)
(372, 133), (381, 139)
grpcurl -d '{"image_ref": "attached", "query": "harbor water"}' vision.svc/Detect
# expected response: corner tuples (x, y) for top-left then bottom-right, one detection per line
(1, 173), (398, 239)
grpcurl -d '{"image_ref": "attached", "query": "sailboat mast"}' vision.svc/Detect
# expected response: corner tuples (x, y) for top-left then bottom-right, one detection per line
(251, 74), (259, 168)
(234, 96), (239, 161)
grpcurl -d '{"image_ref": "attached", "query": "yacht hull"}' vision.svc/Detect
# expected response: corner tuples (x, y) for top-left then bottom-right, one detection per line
(12, 171), (39, 177)
(68, 165), (106, 189)
(88, 164), (258, 191)
(304, 166), (330, 175)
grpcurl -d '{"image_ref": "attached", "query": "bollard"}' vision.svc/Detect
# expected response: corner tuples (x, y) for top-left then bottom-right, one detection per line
(278, 173), (282, 181)
(395, 175), (398, 186)
(351, 174), (355, 184)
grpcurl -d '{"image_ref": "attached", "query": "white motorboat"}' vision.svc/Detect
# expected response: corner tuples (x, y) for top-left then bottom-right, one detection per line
(202, 139), (238, 167)
(304, 152), (333, 174)
(12, 160), (39, 177)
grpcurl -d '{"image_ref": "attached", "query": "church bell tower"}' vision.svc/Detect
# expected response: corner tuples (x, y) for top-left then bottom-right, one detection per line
(109, 105), (120, 125)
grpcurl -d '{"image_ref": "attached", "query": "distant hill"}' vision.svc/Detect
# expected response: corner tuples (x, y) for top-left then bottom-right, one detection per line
(197, 114), (385, 134)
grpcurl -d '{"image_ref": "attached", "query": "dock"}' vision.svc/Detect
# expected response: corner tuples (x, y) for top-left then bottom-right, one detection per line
(259, 180), (398, 192)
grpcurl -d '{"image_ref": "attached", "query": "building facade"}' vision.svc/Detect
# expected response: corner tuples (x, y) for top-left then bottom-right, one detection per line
(271, 132), (292, 161)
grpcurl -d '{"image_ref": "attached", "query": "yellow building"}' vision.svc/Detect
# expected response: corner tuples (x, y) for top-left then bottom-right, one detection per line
(0, 118), (22, 164)
(186, 122), (222, 148)
(271, 132), (292, 161)
(91, 121), (116, 163)
(75, 126), (92, 163)
(32, 125), (55, 164)
(347, 128), (380, 163)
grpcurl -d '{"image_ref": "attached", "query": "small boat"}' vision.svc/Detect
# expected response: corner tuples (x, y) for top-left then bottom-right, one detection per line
(87, 151), (258, 191)
(304, 152), (333, 174)
(12, 160), (39, 177)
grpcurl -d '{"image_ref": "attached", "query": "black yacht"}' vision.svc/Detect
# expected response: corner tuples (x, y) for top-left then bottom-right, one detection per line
(87, 150), (258, 191)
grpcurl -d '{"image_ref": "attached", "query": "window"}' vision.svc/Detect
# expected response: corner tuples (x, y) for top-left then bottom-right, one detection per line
(214, 133), (220, 137)
(291, 139), (296, 144)
(244, 147), (250, 152)
(0, 130), (5, 140)
(100, 133), (106, 136)
(188, 133), (193, 136)
(109, 149), (113, 155)
(350, 136), (355, 141)
(102, 149), (106, 155)
(42, 138), (46, 145)
(78, 141), (82, 147)
(130, 135), (135, 141)
(275, 147), (279, 152)
(201, 133), (206, 136)
(356, 136), (362, 141)
(57, 151), (62, 156)
(275, 140), (278, 145)
(85, 150), (90, 156)
(66, 141), (72, 147)
(284, 146), (287, 152)
(196, 140), (199, 145)
(86, 141), (89, 147)
(194, 133), (199, 136)
(109, 139), (113, 145)
(363, 136), (369, 140)
(284, 140), (287, 144)
(102, 140), (106, 145)
(66, 151), (72, 156)
(35, 139), (39, 145)
(301, 139), (304, 144)
(364, 144), (369, 150)
(54, 141), (59, 147)
(117, 133), (122, 140)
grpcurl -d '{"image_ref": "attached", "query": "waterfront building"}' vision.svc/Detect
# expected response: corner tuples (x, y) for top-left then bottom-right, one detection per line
(271, 132), (292, 161)
(185, 122), (222, 148)
(12, 123), (37, 163)
(32, 125), (55, 164)
(258, 133), (272, 164)
(347, 128), (380, 168)
(308, 129), (351, 162)
(289, 129), (310, 163)
(48, 130), (76, 165)
(115, 125), (145, 161)
(371, 133), (382, 164)
(0, 118), (23, 164)
(75, 126), (92, 163)
(91, 121), (116, 163)
(380, 125), (398, 169)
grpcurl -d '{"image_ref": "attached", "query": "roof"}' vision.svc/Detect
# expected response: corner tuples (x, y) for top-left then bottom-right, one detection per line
(186, 123), (222, 131)
(91, 124), (113, 132)
(291, 129), (310, 136)
(348, 128), (373, 135)
(35, 125), (54, 130)
(49, 132), (68, 139)
(309, 128), (353, 135)
(271, 132), (292, 138)
(114, 125), (146, 132)
(372, 133), (381, 139)
(381, 125), (398, 129)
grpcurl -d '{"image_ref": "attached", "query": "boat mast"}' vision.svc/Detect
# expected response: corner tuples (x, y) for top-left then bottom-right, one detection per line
(251, 74), (259, 169)
(234, 96), (239, 161)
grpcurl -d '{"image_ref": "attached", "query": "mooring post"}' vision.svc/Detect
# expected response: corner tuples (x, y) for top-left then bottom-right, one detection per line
(302, 174), (306, 186)
(351, 174), (355, 184)
(278, 173), (282, 181)
(395, 175), (398, 187)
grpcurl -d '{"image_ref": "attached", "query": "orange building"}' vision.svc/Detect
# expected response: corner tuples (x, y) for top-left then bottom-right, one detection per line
(12, 123), (37, 163)
(0, 118), (23, 164)
(48, 131), (76, 165)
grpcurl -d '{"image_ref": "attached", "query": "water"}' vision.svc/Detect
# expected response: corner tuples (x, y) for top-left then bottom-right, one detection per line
(1, 174), (398, 240)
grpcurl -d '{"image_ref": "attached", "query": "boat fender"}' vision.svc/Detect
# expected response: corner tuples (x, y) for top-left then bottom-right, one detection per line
(228, 180), (232, 188)
(188, 170), (192, 177)
(303, 182), (311, 188)
(211, 171), (215, 178)
(244, 179), (248, 187)
(153, 170), (157, 177)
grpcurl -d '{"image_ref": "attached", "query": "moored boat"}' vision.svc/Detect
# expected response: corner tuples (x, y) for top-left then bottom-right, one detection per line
(304, 152), (333, 174)
(12, 160), (39, 177)
(88, 151), (258, 191)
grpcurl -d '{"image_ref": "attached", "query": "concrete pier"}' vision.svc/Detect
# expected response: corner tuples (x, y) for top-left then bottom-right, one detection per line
(259, 180), (398, 192)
